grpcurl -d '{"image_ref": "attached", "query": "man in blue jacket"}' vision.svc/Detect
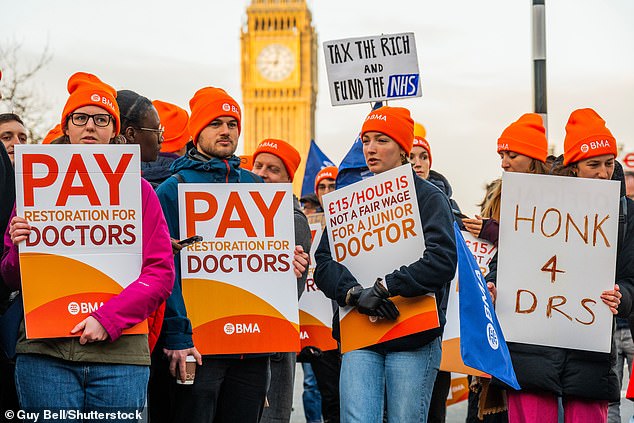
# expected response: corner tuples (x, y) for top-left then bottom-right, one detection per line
(154, 87), (308, 423)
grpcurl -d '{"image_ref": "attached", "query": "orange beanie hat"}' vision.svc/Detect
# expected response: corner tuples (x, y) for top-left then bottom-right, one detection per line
(497, 113), (548, 162)
(412, 136), (432, 167)
(61, 72), (120, 134)
(42, 123), (64, 144)
(188, 87), (241, 145)
(563, 108), (616, 166)
(253, 138), (301, 181)
(153, 100), (190, 153)
(314, 166), (338, 192)
(361, 106), (414, 154)
(240, 155), (254, 171)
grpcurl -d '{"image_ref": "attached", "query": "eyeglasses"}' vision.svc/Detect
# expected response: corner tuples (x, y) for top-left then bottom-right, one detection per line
(136, 126), (164, 140)
(68, 113), (113, 127)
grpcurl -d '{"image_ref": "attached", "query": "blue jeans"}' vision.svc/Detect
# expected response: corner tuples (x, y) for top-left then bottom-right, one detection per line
(302, 362), (322, 423)
(15, 354), (149, 423)
(340, 337), (441, 423)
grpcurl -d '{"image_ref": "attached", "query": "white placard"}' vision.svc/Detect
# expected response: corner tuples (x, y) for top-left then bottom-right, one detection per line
(323, 32), (421, 106)
(14, 144), (143, 338)
(496, 172), (619, 353)
(177, 183), (299, 354)
(322, 164), (438, 352)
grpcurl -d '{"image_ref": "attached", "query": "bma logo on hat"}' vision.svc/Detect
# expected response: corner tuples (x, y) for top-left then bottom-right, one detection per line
(580, 144), (590, 153)
(365, 114), (387, 122)
(222, 103), (231, 112)
(260, 141), (278, 149)
(91, 94), (101, 102)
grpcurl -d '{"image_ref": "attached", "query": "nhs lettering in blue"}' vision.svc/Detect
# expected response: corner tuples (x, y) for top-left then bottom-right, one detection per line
(387, 74), (419, 98)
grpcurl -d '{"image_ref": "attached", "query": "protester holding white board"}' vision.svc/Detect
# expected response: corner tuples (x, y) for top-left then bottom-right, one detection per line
(502, 108), (632, 423)
(314, 106), (456, 422)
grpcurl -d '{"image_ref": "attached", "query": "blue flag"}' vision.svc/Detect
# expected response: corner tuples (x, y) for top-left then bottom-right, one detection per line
(335, 102), (384, 189)
(455, 223), (520, 390)
(335, 134), (373, 189)
(301, 140), (335, 197)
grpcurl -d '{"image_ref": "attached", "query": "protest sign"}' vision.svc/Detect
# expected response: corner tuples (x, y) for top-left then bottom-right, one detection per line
(178, 183), (299, 354)
(446, 373), (470, 407)
(15, 145), (144, 339)
(299, 223), (337, 351)
(497, 173), (619, 353)
(323, 32), (421, 106)
(322, 164), (438, 353)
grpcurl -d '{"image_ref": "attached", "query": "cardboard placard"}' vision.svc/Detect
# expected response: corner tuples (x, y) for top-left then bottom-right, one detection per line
(496, 173), (619, 353)
(323, 32), (421, 106)
(322, 165), (438, 353)
(15, 145), (145, 339)
(178, 183), (299, 354)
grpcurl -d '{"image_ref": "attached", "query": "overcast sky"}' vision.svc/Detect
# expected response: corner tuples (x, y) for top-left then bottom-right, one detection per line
(3, 0), (633, 214)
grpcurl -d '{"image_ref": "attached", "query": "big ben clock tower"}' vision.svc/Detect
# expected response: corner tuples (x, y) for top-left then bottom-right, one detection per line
(241, 0), (318, 191)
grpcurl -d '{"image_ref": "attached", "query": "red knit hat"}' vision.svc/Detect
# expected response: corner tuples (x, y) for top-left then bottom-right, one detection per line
(153, 100), (190, 153)
(42, 124), (64, 144)
(314, 166), (338, 192)
(188, 87), (241, 145)
(61, 72), (120, 134)
(253, 139), (301, 181)
(412, 136), (432, 167)
(361, 106), (414, 154)
(563, 108), (617, 166)
(497, 113), (548, 162)
(240, 155), (254, 171)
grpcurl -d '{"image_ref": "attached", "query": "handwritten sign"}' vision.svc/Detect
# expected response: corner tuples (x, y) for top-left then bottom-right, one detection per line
(15, 145), (144, 339)
(178, 183), (299, 355)
(299, 223), (337, 351)
(496, 173), (619, 353)
(322, 165), (438, 353)
(323, 32), (421, 106)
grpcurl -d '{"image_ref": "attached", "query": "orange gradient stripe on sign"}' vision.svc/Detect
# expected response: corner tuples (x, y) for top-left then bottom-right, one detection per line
(20, 252), (147, 339)
(446, 376), (470, 406)
(340, 295), (439, 353)
(183, 278), (300, 355)
(299, 310), (338, 351)
(440, 337), (487, 376)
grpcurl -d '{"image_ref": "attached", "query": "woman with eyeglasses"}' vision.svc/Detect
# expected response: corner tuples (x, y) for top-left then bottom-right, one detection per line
(1, 72), (174, 421)
(117, 89), (163, 163)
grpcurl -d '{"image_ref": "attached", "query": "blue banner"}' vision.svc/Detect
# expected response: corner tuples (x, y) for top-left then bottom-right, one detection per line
(455, 223), (520, 390)
(301, 140), (335, 197)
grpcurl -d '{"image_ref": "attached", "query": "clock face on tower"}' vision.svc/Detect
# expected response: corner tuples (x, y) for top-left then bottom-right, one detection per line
(256, 44), (295, 82)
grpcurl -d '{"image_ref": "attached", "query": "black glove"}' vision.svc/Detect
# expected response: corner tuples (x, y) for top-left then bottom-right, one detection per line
(356, 279), (400, 320)
(345, 285), (364, 307)
(297, 346), (322, 362)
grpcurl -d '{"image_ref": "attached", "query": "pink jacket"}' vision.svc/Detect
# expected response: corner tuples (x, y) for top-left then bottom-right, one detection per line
(0, 179), (174, 342)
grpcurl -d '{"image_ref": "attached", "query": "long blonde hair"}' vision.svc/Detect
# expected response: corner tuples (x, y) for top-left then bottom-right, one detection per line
(479, 179), (502, 221)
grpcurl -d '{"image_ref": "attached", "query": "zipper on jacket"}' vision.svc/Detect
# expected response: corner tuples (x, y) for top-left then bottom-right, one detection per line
(223, 159), (230, 183)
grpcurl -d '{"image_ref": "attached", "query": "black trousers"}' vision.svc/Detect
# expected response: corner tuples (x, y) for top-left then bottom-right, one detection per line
(427, 370), (451, 423)
(171, 355), (269, 423)
(310, 349), (341, 423)
(0, 357), (19, 423)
